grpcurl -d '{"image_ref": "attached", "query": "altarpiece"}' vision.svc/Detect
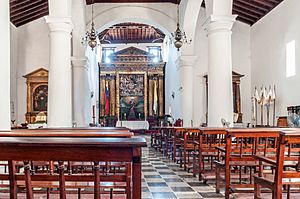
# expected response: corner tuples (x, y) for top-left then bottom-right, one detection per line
(99, 47), (166, 121)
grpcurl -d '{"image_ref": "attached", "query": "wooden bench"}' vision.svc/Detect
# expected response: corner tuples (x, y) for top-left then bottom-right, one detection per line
(0, 137), (146, 199)
(192, 128), (226, 182)
(214, 128), (282, 199)
(254, 130), (300, 199)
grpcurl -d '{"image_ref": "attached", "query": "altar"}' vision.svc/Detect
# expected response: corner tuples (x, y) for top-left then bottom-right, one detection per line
(116, 121), (149, 130)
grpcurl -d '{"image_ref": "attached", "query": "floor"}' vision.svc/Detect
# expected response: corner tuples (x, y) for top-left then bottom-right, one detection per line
(141, 140), (224, 199)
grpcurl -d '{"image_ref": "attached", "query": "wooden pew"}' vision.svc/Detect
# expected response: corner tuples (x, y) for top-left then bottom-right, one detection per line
(179, 128), (201, 171)
(0, 137), (146, 199)
(215, 128), (282, 199)
(254, 130), (300, 199)
(192, 128), (226, 182)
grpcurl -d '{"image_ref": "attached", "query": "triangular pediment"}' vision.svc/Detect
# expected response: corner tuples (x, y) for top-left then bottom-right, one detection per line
(23, 68), (48, 78)
(114, 47), (151, 56)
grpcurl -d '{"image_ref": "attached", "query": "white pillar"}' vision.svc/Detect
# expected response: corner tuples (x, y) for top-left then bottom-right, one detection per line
(178, 56), (197, 127)
(46, 17), (73, 127)
(204, 15), (236, 127)
(0, 0), (11, 130)
(72, 57), (91, 127)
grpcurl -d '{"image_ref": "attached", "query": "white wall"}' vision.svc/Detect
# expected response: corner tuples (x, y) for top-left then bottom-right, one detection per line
(16, 18), (49, 123)
(192, 8), (252, 126)
(10, 24), (18, 123)
(251, 0), (300, 121)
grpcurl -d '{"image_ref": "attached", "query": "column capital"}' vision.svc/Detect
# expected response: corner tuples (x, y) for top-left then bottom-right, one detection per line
(45, 16), (74, 33)
(175, 55), (198, 70)
(71, 56), (88, 70)
(203, 15), (237, 34)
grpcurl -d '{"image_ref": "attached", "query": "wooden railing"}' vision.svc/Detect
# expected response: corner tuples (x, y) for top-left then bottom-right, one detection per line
(0, 136), (146, 199)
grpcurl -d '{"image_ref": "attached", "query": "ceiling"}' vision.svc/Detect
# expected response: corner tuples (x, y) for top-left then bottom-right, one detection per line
(202, 0), (284, 25)
(98, 23), (165, 44)
(86, 0), (179, 4)
(10, 0), (49, 27)
(9, 0), (284, 27)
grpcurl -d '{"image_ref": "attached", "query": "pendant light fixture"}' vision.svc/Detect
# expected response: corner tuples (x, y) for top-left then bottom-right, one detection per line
(86, 3), (97, 50)
(171, 1), (191, 51)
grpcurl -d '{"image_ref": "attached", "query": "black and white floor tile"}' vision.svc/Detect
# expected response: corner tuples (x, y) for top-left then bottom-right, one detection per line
(141, 137), (224, 199)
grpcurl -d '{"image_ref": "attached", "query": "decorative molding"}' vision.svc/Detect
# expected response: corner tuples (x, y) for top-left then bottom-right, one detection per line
(203, 15), (237, 35)
(71, 56), (89, 70)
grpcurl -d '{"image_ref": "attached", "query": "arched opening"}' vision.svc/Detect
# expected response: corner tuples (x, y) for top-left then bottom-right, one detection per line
(87, 21), (181, 127)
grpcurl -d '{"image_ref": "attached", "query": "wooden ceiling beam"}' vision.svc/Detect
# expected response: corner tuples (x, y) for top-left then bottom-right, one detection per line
(250, 0), (274, 8)
(235, 0), (268, 13)
(14, 10), (48, 27)
(233, 6), (260, 21)
(10, 0), (45, 13)
(11, 6), (48, 21)
(11, 1), (48, 18)
(234, 2), (265, 17)
(236, 15), (255, 25)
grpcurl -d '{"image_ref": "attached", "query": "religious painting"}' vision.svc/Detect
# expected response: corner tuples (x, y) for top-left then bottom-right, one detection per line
(33, 85), (48, 112)
(119, 74), (145, 120)
(120, 96), (145, 120)
(119, 74), (144, 96)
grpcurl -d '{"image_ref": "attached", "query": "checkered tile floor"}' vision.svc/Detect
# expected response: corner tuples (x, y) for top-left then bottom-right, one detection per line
(142, 136), (224, 199)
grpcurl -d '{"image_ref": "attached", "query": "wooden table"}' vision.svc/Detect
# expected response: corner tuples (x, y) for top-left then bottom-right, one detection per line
(0, 137), (146, 199)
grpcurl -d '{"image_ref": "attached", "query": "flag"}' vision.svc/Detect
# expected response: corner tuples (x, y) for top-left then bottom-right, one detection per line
(153, 81), (158, 115)
(104, 81), (110, 115)
(271, 85), (276, 102)
(254, 87), (260, 102)
(262, 87), (268, 105)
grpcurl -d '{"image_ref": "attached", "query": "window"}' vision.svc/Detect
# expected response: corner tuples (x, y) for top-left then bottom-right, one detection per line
(102, 48), (115, 63)
(286, 40), (296, 77)
(147, 46), (161, 63)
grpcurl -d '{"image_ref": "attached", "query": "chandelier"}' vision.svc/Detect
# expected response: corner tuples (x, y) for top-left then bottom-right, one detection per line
(86, 4), (97, 50)
(171, 2), (191, 51)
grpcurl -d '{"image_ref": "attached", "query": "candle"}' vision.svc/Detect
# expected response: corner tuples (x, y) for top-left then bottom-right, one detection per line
(92, 105), (95, 117)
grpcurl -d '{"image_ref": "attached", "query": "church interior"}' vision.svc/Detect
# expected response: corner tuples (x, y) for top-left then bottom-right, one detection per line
(0, 0), (300, 198)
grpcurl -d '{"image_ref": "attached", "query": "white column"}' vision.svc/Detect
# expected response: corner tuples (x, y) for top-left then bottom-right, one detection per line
(46, 17), (73, 127)
(204, 15), (236, 127)
(178, 56), (197, 127)
(72, 57), (91, 127)
(0, 0), (11, 130)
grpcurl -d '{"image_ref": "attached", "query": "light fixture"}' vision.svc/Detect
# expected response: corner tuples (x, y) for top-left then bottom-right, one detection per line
(86, 4), (97, 50)
(171, 1), (191, 51)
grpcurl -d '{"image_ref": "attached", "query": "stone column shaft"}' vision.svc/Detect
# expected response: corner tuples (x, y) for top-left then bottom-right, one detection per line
(205, 15), (236, 127)
(148, 78), (154, 116)
(72, 57), (90, 127)
(46, 17), (73, 127)
(178, 56), (197, 127)
(0, 0), (11, 130)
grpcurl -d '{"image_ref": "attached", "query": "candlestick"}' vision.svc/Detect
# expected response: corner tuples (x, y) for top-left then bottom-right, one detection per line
(92, 105), (95, 118)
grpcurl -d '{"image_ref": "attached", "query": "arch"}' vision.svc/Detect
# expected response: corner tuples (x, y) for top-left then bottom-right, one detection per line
(87, 5), (177, 37)
(181, 0), (203, 54)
